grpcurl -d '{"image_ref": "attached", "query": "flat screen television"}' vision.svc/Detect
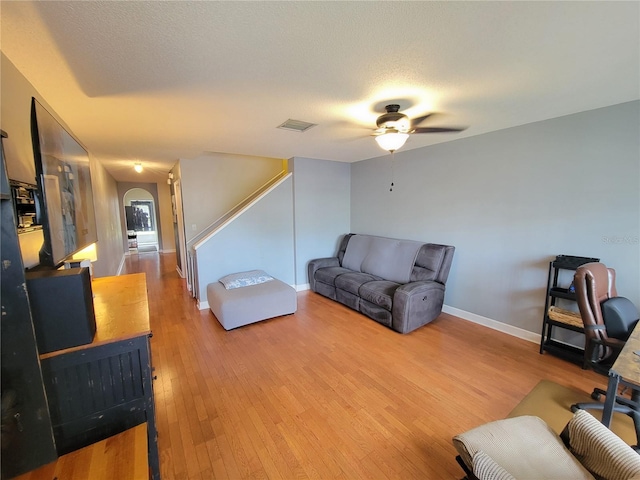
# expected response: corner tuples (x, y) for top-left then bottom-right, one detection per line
(30, 98), (97, 269)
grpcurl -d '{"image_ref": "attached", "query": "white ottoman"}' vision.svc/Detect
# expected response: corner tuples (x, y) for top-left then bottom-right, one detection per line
(207, 273), (297, 330)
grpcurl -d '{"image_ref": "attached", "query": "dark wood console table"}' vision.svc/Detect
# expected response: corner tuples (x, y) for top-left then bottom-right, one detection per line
(39, 273), (159, 479)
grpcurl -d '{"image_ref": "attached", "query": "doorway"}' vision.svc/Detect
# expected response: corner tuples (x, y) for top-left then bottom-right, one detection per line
(124, 188), (159, 253)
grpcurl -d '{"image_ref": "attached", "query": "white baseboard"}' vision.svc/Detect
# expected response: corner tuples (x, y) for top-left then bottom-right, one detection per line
(442, 305), (540, 344)
(194, 291), (539, 342)
(116, 254), (126, 276)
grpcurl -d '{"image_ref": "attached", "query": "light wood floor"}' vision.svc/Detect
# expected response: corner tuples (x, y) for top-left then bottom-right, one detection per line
(123, 253), (605, 480)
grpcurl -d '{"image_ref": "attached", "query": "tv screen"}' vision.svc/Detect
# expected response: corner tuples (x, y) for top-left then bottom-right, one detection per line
(30, 98), (97, 268)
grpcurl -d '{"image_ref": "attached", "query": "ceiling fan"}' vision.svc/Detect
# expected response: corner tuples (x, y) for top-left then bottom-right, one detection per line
(373, 104), (466, 152)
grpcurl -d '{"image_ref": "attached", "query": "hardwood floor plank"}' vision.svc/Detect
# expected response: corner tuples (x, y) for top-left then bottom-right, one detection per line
(204, 438), (228, 480)
(122, 253), (609, 479)
(210, 418), (243, 480)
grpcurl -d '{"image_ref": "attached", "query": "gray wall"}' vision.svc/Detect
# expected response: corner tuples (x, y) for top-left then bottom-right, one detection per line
(179, 153), (284, 243)
(1, 53), (124, 277)
(195, 176), (295, 302)
(290, 157), (351, 286)
(351, 101), (640, 335)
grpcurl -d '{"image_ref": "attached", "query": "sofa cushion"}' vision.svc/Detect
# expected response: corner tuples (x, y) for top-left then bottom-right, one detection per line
(452, 415), (594, 479)
(359, 299), (392, 327)
(359, 280), (400, 311)
(315, 266), (352, 286)
(336, 234), (354, 265)
(565, 409), (640, 480)
(341, 235), (371, 272)
(315, 282), (337, 301)
(411, 244), (445, 282)
(335, 272), (382, 295)
(336, 288), (360, 311)
(342, 235), (423, 284)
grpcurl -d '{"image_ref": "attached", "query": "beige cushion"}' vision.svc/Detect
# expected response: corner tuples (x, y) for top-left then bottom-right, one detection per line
(472, 451), (515, 480)
(567, 409), (640, 480)
(453, 415), (594, 479)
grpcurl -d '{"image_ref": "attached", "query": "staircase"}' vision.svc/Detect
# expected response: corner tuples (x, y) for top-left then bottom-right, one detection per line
(186, 170), (294, 304)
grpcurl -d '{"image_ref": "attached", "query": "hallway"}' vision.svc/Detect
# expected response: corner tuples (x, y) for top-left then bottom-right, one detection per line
(123, 253), (604, 480)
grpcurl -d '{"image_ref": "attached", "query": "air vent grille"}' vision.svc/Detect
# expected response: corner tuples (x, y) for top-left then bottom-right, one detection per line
(277, 119), (317, 132)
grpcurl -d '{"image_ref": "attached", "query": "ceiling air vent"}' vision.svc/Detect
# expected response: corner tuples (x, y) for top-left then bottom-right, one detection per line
(277, 119), (317, 132)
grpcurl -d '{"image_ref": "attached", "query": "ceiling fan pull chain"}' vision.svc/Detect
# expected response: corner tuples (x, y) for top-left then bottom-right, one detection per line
(390, 151), (395, 192)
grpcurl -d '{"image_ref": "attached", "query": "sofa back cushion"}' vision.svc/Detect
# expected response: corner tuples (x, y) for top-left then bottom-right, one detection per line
(336, 234), (354, 265)
(342, 234), (423, 284)
(341, 235), (371, 271)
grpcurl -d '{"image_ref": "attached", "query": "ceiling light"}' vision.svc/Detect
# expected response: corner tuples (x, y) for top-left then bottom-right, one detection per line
(134, 162), (143, 173)
(375, 131), (409, 153)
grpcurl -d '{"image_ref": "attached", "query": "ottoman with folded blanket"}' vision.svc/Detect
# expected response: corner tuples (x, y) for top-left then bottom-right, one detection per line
(207, 270), (297, 330)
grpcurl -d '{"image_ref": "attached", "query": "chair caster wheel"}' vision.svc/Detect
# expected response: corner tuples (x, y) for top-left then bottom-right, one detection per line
(591, 392), (602, 401)
(571, 404), (580, 413)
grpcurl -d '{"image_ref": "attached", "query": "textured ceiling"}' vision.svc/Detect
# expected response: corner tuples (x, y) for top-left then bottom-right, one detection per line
(1, 1), (639, 182)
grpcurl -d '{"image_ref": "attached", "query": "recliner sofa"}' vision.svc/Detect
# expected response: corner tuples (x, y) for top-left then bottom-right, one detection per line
(308, 233), (454, 333)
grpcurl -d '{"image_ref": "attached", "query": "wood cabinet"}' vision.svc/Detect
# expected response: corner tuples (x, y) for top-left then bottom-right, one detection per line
(39, 273), (159, 479)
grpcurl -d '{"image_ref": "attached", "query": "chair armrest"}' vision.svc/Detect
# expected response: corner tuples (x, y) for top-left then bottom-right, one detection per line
(307, 257), (340, 291)
(587, 337), (625, 364)
(392, 281), (445, 334)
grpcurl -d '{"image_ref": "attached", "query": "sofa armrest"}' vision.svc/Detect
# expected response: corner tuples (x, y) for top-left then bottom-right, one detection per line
(307, 257), (340, 291)
(392, 281), (445, 334)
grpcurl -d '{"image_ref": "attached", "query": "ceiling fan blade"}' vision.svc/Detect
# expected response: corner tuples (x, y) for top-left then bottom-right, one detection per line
(410, 113), (435, 127)
(412, 127), (466, 134)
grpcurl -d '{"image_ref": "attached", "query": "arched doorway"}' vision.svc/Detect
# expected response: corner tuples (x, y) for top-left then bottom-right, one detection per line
(123, 188), (159, 253)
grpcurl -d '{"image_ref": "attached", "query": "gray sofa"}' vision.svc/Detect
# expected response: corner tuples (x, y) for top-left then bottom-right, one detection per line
(308, 234), (455, 334)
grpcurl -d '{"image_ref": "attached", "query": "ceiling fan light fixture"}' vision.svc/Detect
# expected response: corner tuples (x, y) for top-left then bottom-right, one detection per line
(375, 132), (409, 153)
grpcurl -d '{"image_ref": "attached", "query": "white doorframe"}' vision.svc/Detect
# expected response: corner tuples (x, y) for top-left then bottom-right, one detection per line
(173, 178), (187, 279)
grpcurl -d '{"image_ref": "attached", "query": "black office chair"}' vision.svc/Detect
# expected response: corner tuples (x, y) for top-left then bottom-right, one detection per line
(570, 263), (640, 440)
